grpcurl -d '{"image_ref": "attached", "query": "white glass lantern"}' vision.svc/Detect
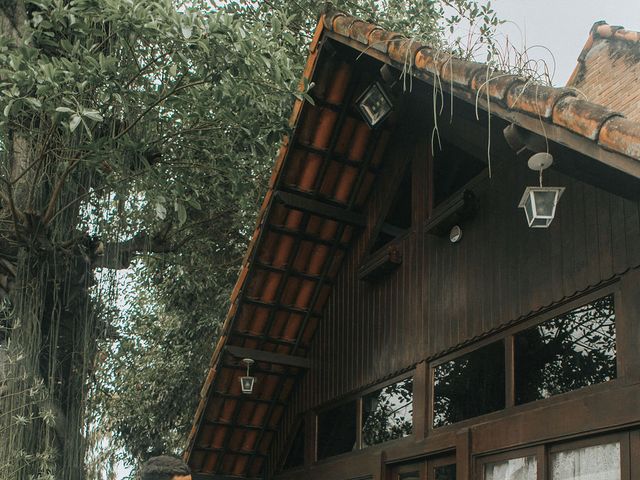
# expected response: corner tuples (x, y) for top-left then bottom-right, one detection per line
(518, 186), (565, 228)
(240, 375), (256, 394)
(518, 152), (565, 228)
(239, 358), (255, 394)
(357, 82), (393, 128)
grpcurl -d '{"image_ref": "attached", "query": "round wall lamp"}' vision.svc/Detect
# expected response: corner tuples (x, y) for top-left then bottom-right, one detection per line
(518, 152), (565, 228)
(449, 225), (463, 243)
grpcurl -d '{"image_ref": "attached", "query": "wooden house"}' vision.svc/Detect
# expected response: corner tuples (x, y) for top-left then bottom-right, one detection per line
(184, 10), (640, 480)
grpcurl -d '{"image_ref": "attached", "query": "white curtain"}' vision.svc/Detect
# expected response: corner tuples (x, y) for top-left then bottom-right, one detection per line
(551, 442), (620, 480)
(485, 456), (537, 480)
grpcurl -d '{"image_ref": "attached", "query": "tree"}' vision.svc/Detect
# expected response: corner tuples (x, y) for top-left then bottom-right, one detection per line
(0, 1), (500, 478)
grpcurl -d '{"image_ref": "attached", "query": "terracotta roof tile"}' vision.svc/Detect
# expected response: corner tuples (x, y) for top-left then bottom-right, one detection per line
(598, 116), (640, 159)
(594, 23), (640, 43)
(332, 12), (353, 37)
(414, 47), (446, 77)
(440, 57), (485, 89)
(506, 83), (576, 119)
(367, 27), (403, 54)
(471, 72), (525, 105)
(552, 96), (622, 140)
(350, 19), (378, 44)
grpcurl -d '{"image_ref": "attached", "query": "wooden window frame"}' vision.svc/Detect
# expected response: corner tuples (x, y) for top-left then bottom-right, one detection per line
(313, 370), (415, 464)
(475, 431), (631, 480)
(547, 432), (631, 480)
(388, 453), (456, 480)
(429, 283), (622, 432)
(430, 338), (506, 430)
(476, 445), (542, 480)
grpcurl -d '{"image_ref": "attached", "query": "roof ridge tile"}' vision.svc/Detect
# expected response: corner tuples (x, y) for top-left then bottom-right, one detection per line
(552, 96), (624, 141)
(598, 116), (640, 159)
(507, 83), (577, 120)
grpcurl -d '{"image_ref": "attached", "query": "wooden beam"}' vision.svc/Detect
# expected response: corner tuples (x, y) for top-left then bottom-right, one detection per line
(224, 345), (311, 369)
(274, 190), (365, 226)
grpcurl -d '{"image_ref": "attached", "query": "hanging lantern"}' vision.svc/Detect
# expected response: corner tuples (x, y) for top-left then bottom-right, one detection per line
(357, 81), (393, 128)
(518, 152), (565, 228)
(239, 358), (255, 394)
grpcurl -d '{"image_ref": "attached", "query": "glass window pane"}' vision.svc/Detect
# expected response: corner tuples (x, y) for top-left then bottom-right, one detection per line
(551, 442), (620, 480)
(533, 190), (557, 216)
(434, 464), (456, 480)
(317, 401), (357, 460)
(484, 456), (537, 480)
(515, 295), (616, 405)
(362, 377), (413, 446)
(433, 341), (505, 427)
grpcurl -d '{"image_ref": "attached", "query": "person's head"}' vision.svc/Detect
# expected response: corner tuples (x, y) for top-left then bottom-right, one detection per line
(140, 455), (191, 480)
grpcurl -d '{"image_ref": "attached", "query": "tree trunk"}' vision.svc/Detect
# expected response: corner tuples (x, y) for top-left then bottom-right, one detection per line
(0, 4), (97, 479)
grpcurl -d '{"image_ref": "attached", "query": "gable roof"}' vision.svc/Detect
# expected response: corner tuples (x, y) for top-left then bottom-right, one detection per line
(185, 9), (640, 479)
(567, 21), (640, 122)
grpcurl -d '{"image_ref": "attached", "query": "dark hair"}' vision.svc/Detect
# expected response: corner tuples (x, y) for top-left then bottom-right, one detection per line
(140, 455), (191, 480)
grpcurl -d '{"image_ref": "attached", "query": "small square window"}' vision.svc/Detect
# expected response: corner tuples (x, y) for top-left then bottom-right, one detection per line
(514, 295), (616, 404)
(433, 341), (505, 427)
(362, 377), (413, 446)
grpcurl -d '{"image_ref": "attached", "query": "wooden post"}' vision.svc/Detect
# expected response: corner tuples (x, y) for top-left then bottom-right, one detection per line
(412, 361), (428, 441)
(456, 428), (471, 480)
(304, 410), (317, 468)
(617, 269), (640, 383)
(505, 335), (515, 408)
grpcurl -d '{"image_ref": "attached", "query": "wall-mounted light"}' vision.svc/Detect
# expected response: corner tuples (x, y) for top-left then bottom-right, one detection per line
(239, 358), (256, 394)
(357, 81), (393, 128)
(449, 225), (463, 243)
(518, 152), (565, 228)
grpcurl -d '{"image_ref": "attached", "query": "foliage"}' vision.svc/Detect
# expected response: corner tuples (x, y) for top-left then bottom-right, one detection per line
(362, 378), (413, 446)
(0, 0), (501, 478)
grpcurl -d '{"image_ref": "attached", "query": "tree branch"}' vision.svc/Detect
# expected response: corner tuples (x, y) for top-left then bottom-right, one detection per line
(113, 76), (210, 141)
(42, 156), (81, 225)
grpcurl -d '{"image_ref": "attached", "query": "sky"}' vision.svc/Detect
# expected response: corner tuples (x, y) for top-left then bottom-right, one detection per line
(487, 0), (640, 85)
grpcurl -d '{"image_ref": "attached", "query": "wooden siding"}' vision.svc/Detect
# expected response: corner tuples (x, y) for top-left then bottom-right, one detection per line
(268, 92), (640, 475)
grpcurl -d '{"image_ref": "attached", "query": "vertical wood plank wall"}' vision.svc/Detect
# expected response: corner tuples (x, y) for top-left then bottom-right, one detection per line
(268, 101), (640, 475)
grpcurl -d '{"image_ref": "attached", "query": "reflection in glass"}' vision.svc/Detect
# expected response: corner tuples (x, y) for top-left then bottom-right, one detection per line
(515, 295), (616, 405)
(362, 377), (413, 446)
(551, 442), (620, 480)
(282, 420), (304, 470)
(434, 464), (456, 480)
(433, 341), (505, 427)
(317, 401), (357, 460)
(485, 456), (536, 480)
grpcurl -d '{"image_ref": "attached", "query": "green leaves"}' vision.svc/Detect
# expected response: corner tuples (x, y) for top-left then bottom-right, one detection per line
(69, 113), (82, 132)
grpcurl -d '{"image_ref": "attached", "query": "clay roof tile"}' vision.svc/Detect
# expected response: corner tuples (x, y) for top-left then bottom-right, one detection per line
(506, 83), (576, 119)
(552, 96), (623, 140)
(598, 116), (640, 159)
